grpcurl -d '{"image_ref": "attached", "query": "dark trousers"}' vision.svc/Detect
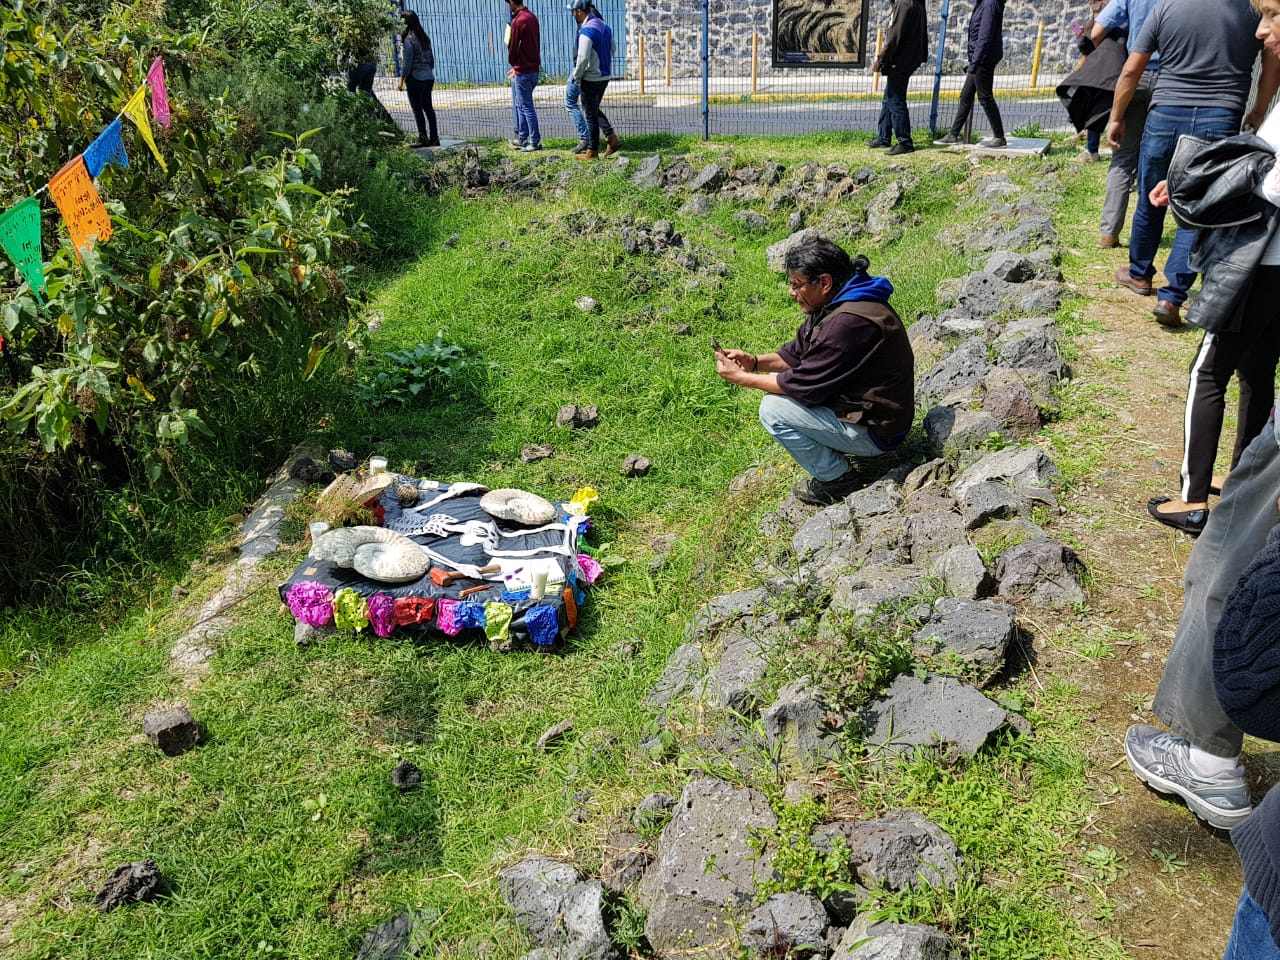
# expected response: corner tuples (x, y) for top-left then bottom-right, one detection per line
(877, 70), (913, 144)
(406, 76), (437, 144)
(347, 61), (377, 96)
(949, 64), (1004, 139)
(1180, 266), (1280, 502)
(579, 78), (614, 151)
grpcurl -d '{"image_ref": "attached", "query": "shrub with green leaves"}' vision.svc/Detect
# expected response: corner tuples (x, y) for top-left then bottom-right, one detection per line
(354, 335), (494, 409)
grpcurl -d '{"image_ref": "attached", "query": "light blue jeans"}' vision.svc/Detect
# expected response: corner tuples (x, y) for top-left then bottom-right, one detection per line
(759, 394), (886, 481)
(565, 76), (589, 142)
(511, 72), (541, 147)
(1223, 889), (1280, 959)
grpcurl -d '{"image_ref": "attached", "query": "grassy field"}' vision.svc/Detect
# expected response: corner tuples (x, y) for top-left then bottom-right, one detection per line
(0, 135), (1129, 958)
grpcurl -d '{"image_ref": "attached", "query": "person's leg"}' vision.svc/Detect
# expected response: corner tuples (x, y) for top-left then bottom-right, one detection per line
(1177, 333), (1237, 506)
(565, 77), (589, 143)
(580, 79), (604, 152)
(422, 79), (438, 144)
(1128, 106), (1183, 283)
(1222, 888), (1280, 960)
(949, 72), (977, 136)
(1153, 422), (1280, 758)
(519, 73), (541, 147)
(1159, 108), (1241, 305)
(1100, 79), (1150, 240)
(875, 91), (893, 144)
(758, 394), (885, 481)
(973, 63), (1004, 139)
(1085, 128), (1101, 154)
(1231, 267), (1280, 467)
(355, 61), (377, 97)
(405, 76), (429, 142)
(886, 71), (912, 143)
(511, 78), (525, 144)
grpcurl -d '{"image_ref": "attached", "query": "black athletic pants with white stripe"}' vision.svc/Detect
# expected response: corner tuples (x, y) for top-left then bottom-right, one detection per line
(1181, 265), (1280, 503)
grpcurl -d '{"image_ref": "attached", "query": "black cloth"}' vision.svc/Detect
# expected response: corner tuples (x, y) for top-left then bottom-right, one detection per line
(1168, 133), (1280, 334)
(966, 0), (1005, 71)
(1215, 525), (1280, 741)
(280, 482), (577, 647)
(775, 299), (915, 439)
(877, 0), (928, 75)
(1219, 524), (1280, 949)
(1056, 31), (1128, 134)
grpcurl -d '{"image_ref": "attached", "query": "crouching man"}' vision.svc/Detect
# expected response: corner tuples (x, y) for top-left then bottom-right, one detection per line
(715, 238), (915, 506)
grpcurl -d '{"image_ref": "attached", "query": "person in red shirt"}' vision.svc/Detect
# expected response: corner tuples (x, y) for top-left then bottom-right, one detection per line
(506, 0), (543, 151)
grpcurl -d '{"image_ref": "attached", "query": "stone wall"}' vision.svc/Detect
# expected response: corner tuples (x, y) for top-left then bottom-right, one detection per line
(626, 0), (1085, 80)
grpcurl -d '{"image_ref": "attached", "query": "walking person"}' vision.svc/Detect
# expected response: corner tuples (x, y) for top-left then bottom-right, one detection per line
(1121, 8), (1280, 828)
(1108, 0), (1279, 326)
(1082, 0), (1161, 248)
(397, 12), (438, 148)
(1142, 2), (1280, 535)
(1056, 0), (1126, 165)
(568, 0), (619, 159)
(867, 0), (928, 156)
(565, 71), (591, 154)
(506, 0), (542, 152)
(934, 0), (1007, 148)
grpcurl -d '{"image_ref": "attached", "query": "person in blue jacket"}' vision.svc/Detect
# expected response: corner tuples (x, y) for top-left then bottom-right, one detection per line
(935, 0), (1007, 148)
(714, 239), (915, 507)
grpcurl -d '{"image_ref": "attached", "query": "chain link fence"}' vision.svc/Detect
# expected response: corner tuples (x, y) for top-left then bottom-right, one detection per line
(371, 0), (1085, 143)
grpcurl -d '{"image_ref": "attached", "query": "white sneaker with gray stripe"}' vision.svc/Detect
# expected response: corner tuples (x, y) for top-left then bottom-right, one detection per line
(1124, 724), (1252, 830)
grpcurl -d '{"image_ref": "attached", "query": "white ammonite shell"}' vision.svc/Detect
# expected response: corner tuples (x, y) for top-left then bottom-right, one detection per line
(479, 488), (558, 526)
(309, 525), (411, 567)
(352, 541), (431, 583)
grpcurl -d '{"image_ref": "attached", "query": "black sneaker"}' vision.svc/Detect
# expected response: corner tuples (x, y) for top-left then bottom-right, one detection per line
(977, 135), (1007, 148)
(791, 468), (861, 506)
(570, 139), (589, 154)
(934, 132), (961, 145)
(866, 137), (891, 148)
(887, 140), (915, 156)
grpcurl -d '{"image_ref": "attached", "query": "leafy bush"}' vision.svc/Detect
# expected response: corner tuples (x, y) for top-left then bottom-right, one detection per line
(354, 335), (494, 409)
(0, 1), (372, 599)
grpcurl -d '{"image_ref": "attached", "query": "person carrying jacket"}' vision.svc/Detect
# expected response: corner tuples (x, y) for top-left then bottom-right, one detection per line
(713, 239), (915, 507)
(935, 0), (1007, 148)
(868, 0), (928, 156)
(506, 0), (542, 151)
(568, 0), (619, 159)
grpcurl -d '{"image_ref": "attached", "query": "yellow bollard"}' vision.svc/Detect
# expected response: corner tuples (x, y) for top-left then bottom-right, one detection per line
(1031, 19), (1046, 88)
(751, 32), (759, 95)
(666, 30), (673, 86)
(872, 28), (884, 93)
(639, 35), (646, 95)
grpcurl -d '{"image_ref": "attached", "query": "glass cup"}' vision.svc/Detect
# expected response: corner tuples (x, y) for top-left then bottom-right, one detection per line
(530, 569), (548, 600)
(368, 456), (388, 475)
(309, 521), (330, 541)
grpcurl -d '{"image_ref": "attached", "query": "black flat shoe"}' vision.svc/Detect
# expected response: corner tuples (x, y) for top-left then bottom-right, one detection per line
(1147, 496), (1207, 535)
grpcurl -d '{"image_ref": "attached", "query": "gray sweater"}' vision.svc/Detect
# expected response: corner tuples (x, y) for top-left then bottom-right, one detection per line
(401, 34), (434, 82)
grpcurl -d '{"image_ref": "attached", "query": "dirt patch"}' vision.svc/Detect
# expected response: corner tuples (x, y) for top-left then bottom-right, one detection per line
(1042, 253), (1280, 958)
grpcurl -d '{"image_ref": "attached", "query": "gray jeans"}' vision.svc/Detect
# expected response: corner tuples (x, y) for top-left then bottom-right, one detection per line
(1101, 70), (1155, 240)
(1153, 415), (1280, 757)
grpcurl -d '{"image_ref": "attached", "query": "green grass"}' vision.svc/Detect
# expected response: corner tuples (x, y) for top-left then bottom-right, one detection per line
(1, 137), (1127, 958)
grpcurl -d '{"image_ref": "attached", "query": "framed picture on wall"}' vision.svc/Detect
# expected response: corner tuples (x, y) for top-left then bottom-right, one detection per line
(772, 0), (870, 68)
